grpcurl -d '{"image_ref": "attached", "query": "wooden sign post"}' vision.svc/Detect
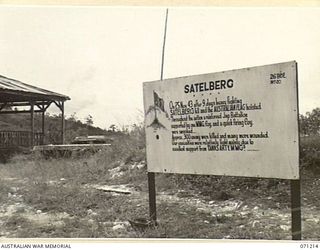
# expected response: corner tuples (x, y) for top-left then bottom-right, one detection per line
(291, 179), (302, 240)
(147, 8), (169, 225)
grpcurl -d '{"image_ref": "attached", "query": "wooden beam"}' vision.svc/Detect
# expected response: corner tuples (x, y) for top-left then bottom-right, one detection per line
(30, 102), (35, 147)
(36, 104), (44, 111)
(0, 101), (52, 113)
(4, 102), (31, 107)
(54, 100), (64, 112)
(43, 101), (53, 112)
(0, 102), (48, 107)
(42, 111), (45, 145)
(0, 89), (69, 102)
(61, 101), (65, 144)
(34, 102), (53, 112)
(0, 110), (43, 114)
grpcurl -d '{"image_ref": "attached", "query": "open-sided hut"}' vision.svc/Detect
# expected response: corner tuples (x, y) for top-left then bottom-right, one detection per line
(0, 75), (70, 150)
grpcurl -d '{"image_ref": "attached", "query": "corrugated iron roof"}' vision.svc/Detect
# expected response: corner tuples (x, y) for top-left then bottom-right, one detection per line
(0, 75), (70, 101)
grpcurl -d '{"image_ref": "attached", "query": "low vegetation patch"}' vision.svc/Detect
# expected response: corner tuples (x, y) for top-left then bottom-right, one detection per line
(0, 121), (320, 239)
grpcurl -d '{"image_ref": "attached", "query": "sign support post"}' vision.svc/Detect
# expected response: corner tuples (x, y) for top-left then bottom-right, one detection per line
(291, 63), (301, 240)
(148, 172), (157, 224)
(148, 8), (168, 225)
(291, 179), (302, 240)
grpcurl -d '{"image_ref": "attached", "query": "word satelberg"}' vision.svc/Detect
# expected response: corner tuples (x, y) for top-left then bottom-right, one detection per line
(184, 79), (234, 94)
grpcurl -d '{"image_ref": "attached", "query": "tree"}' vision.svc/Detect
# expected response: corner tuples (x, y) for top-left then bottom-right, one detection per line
(85, 115), (94, 126)
(108, 124), (117, 132)
(300, 108), (320, 136)
(68, 112), (78, 123)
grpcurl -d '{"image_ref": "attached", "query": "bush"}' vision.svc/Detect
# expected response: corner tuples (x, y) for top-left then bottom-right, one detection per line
(300, 136), (320, 174)
(94, 122), (146, 165)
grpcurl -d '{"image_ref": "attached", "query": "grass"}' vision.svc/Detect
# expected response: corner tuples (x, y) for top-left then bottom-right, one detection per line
(0, 181), (10, 203)
(0, 153), (310, 239)
(0, 132), (319, 239)
(0, 132), (151, 238)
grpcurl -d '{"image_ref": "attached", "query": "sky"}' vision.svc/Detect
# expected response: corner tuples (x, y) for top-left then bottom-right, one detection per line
(0, 6), (320, 129)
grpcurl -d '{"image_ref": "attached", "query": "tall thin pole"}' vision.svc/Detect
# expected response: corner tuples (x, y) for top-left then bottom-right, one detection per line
(148, 8), (169, 225)
(291, 61), (301, 240)
(42, 111), (45, 145)
(30, 102), (34, 147)
(291, 179), (301, 240)
(148, 172), (157, 224)
(160, 8), (169, 81)
(61, 101), (65, 144)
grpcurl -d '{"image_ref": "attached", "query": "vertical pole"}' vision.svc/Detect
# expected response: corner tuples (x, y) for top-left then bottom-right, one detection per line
(30, 102), (34, 147)
(291, 179), (301, 240)
(148, 172), (157, 224)
(61, 101), (65, 144)
(160, 8), (169, 81)
(148, 8), (169, 225)
(41, 110), (45, 145)
(290, 61), (301, 240)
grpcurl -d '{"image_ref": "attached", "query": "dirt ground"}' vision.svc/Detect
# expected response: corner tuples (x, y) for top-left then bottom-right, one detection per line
(0, 160), (319, 240)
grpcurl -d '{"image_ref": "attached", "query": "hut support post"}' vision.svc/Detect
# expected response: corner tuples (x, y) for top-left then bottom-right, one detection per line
(30, 102), (34, 147)
(61, 101), (65, 144)
(41, 110), (45, 145)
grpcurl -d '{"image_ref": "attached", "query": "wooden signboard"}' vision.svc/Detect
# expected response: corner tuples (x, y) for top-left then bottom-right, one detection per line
(144, 61), (299, 180)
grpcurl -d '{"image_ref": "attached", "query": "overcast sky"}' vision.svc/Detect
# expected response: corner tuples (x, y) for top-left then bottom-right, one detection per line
(0, 6), (319, 129)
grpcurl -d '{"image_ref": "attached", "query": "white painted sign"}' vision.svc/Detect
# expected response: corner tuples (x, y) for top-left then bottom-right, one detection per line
(143, 61), (299, 179)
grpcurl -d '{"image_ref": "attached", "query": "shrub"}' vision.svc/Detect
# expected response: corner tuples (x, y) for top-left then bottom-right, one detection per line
(300, 136), (320, 174)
